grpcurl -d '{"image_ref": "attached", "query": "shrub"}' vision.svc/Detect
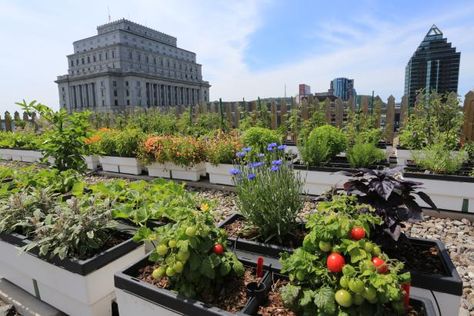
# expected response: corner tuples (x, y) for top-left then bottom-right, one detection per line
(166, 136), (206, 167)
(134, 208), (244, 299)
(300, 125), (347, 166)
(205, 130), (242, 165)
(347, 143), (385, 168)
(412, 143), (468, 174)
(0, 131), (44, 150)
(98, 128), (144, 157)
(18, 100), (91, 171)
(355, 128), (382, 145)
(280, 194), (410, 315)
(241, 127), (282, 153)
(233, 145), (304, 242)
(139, 135), (172, 165)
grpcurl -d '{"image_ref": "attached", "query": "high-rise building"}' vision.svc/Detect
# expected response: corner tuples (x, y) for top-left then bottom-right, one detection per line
(56, 19), (210, 112)
(404, 25), (460, 106)
(299, 84), (311, 96)
(330, 78), (356, 101)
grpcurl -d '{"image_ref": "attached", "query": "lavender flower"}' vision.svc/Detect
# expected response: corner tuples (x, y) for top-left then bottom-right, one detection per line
(229, 168), (241, 176)
(247, 173), (256, 180)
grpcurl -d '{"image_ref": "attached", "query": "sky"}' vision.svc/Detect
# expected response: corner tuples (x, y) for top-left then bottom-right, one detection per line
(1, 0), (474, 113)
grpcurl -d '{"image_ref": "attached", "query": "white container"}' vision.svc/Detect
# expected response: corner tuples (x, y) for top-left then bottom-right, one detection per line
(205, 163), (234, 186)
(0, 148), (13, 160)
(19, 150), (43, 163)
(115, 288), (179, 316)
(9, 149), (24, 161)
(83, 155), (100, 170)
(298, 168), (350, 195)
(0, 238), (145, 316)
(146, 162), (171, 178)
(99, 156), (143, 175)
(396, 149), (412, 165)
(404, 175), (474, 213)
(168, 162), (205, 181)
(284, 145), (300, 158)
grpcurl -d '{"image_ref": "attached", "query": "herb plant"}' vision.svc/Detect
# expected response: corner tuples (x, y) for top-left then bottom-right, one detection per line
(241, 127), (282, 153)
(98, 128), (145, 157)
(412, 142), (468, 174)
(299, 125), (347, 166)
(347, 143), (386, 168)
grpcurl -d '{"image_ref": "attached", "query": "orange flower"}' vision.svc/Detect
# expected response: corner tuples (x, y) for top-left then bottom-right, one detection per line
(84, 134), (101, 145)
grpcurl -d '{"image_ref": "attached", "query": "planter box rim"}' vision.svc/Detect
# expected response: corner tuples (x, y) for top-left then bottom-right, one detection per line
(404, 171), (474, 183)
(0, 230), (142, 275)
(115, 254), (271, 316)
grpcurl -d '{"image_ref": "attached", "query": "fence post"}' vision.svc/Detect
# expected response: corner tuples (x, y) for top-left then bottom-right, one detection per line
(281, 98), (288, 127)
(373, 96), (382, 128)
(226, 102), (232, 128)
(324, 98), (331, 124)
(361, 96), (369, 114)
(301, 99), (309, 121)
(4, 112), (12, 131)
(400, 95), (408, 129)
(463, 91), (474, 142)
(271, 101), (277, 130)
(385, 95), (395, 143)
(335, 98), (344, 127)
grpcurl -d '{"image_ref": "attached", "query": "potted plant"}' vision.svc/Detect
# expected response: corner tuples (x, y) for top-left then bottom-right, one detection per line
(164, 135), (207, 181)
(115, 207), (271, 315)
(139, 135), (172, 178)
(338, 167), (463, 316)
(83, 128), (110, 170)
(205, 130), (242, 185)
(0, 130), (43, 162)
(0, 183), (145, 316)
(218, 144), (305, 257)
(98, 128), (145, 175)
(346, 142), (386, 169)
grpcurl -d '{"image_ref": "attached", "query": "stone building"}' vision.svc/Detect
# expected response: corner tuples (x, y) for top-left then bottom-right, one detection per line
(56, 19), (210, 112)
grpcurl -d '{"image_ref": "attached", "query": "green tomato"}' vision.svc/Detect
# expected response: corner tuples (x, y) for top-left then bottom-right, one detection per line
(364, 242), (374, 253)
(353, 293), (365, 306)
(296, 270), (306, 281)
(319, 240), (332, 252)
(168, 239), (177, 248)
(339, 276), (349, 289)
(166, 267), (176, 277)
(152, 266), (166, 279)
(156, 244), (168, 256)
(342, 265), (355, 276)
(363, 286), (377, 301)
(335, 289), (353, 308)
(349, 279), (365, 294)
(360, 259), (375, 272)
(185, 226), (197, 237)
(174, 261), (184, 273)
(176, 250), (190, 262)
(372, 246), (382, 256)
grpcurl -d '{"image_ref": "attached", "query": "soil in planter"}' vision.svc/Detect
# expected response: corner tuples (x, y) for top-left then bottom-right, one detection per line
(259, 279), (426, 316)
(224, 218), (306, 249)
(0, 297), (19, 316)
(138, 265), (262, 313)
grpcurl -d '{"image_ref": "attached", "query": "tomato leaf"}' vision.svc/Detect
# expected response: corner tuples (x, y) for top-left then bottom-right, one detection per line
(313, 287), (336, 314)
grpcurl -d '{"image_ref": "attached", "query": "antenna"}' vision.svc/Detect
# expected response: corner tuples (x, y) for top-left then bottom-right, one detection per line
(284, 83), (287, 99)
(107, 6), (111, 22)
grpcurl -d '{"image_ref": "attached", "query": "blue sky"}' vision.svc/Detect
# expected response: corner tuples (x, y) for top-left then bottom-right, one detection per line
(1, 0), (474, 113)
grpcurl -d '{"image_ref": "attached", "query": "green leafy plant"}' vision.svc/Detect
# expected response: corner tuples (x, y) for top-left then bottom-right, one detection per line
(299, 125), (347, 166)
(233, 144), (304, 243)
(241, 127), (282, 153)
(280, 195), (410, 315)
(412, 142), (468, 174)
(135, 208), (244, 299)
(98, 128), (145, 157)
(17, 100), (91, 171)
(0, 131), (43, 150)
(347, 143), (386, 168)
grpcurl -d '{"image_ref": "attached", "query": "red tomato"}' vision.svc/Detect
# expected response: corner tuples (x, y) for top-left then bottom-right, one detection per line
(372, 257), (388, 274)
(327, 252), (345, 273)
(213, 243), (224, 255)
(350, 226), (366, 240)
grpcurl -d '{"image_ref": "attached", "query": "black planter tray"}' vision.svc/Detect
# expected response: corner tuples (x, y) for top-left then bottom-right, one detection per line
(114, 254), (272, 316)
(218, 214), (305, 258)
(0, 230), (142, 276)
(403, 169), (474, 183)
(293, 160), (389, 173)
(406, 238), (462, 296)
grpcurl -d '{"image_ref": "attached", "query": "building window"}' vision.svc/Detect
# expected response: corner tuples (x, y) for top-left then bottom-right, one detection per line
(99, 53), (102, 61)
(127, 100), (130, 105)
(102, 100), (105, 106)
(129, 51), (132, 59)
(113, 81), (117, 87)
(105, 52), (108, 60)
(125, 81), (129, 86)
(87, 56), (90, 63)
(114, 100), (118, 106)
(93, 55), (96, 62)
(112, 50), (115, 58)
(126, 90), (129, 97)
(81, 58), (84, 64)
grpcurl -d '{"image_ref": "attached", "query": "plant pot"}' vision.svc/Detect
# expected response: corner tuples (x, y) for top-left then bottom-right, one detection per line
(284, 145), (300, 158)
(0, 232), (145, 316)
(218, 214), (305, 258)
(168, 162), (205, 181)
(206, 163), (234, 186)
(83, 155), (100, 170)
(396, 148), (412, 165)
(293, 165), (351, 195)
(404, 172), (474, 212)
(19, 150), (43, 163)
(0, 148), (13, 160)
(146, 162), (171, 178)
(99, 156), (143, 175)
(114, 255), (272, 316)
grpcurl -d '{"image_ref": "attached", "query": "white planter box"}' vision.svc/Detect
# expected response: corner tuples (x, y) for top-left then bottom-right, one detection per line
(298, 168), (350, 195)
(146, 162), (171, 178)
(84, 155), (100, 170)
(116, 288), (179, 316)
(20, 150), (43, 163)
(0, 149), (12, 160)
(168, 162), (205, 181)
(205, 163), (234, 186)
(396, 149), (412, 165)
(9, 149), (25, 161)
(99, 156), (143, 175)
(404, 175), (474, 213)
(0, 237), (145, 316)
(284, 145), (300, 158)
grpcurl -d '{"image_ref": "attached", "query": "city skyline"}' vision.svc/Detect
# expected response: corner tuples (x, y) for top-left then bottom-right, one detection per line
(1, 0), (474, 113)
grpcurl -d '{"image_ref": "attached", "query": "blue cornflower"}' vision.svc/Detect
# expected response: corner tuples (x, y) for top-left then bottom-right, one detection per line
(267, 144), (276, 151)
(247, 173), (256, 180)
(270, 166), (279, 172)
(277, 144), (287, 151)
(236, 151), (246, 158)
(229, 168), (241, 176)
(272, 159), (282, 166)
(243, 147), (252, 152)
(249, 162), (264, 168)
